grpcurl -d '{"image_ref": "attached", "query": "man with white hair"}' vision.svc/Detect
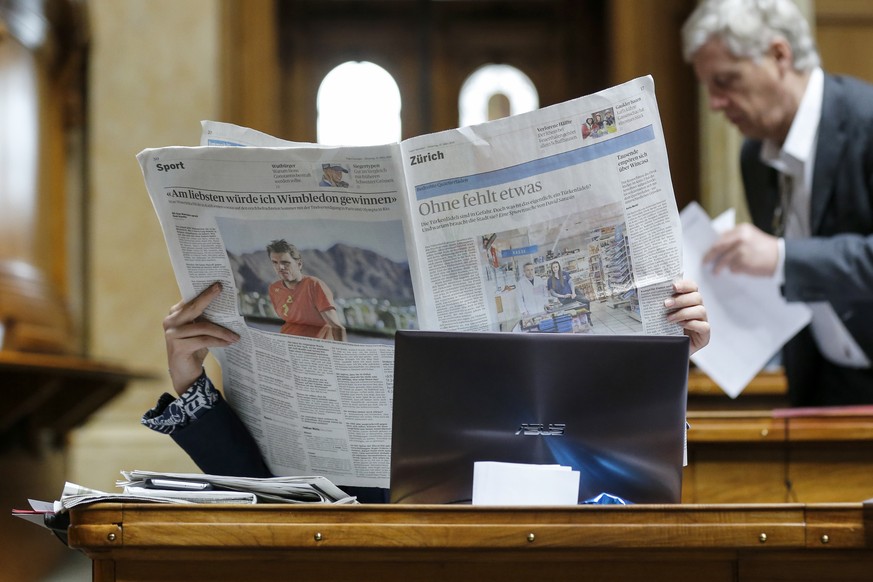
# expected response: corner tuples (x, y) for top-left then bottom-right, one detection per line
(682, 0), (873, 406)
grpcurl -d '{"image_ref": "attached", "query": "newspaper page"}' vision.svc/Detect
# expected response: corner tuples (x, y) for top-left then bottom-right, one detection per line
(199, 120), (309, 148)
(400, 75), (683, 335)
(137, 75), (684, 490)
(138, 141), (412, 489)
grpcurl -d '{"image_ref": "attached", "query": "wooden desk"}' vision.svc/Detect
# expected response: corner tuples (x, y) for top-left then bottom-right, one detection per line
(69, 503), (873, 582)
(688, 368), (790, 410)
(684, 369), (873, 503)
(685, 406), (873, 503)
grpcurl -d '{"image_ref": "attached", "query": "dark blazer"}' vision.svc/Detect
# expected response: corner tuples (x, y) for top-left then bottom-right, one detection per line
(741, 73), (873, 406)
(171, 396), (390, 503)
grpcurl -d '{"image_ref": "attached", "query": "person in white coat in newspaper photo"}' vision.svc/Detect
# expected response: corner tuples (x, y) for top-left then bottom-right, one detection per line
(141, 279), (710, 504)
(516, 262), (549, 317)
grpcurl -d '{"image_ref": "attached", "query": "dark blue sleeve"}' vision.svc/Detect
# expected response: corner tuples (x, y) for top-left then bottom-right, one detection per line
(145, 376), (389, 502)
(170, 395), (273, 478)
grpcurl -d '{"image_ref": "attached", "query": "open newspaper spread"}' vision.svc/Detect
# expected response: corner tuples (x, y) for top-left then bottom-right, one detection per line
(137, 75), (685, 490)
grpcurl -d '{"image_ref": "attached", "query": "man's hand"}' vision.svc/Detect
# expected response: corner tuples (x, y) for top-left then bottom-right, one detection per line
(703, 223), (779, 276)
(164, 282), (240, 395)
(665, 279), (710, 356)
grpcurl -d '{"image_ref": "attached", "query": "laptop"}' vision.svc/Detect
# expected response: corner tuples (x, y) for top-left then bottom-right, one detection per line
(389, 330), (689, 504)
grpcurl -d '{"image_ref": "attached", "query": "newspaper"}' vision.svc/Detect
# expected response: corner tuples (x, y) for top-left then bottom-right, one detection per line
(137, 75), (685, 490)
(55, 481), (257, 511)
(12, 472), (352, 530)
(118, 470), (355, 504)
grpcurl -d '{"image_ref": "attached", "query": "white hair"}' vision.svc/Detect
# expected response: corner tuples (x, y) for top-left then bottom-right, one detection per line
(681, 0), (820, 71)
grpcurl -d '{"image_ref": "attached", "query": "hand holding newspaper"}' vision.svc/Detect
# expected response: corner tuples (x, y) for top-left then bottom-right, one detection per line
(138, 75), (687, 489)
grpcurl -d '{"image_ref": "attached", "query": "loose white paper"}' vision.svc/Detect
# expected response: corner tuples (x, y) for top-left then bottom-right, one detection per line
(472, 461), (580, 505)
(681, 202), (810, 397)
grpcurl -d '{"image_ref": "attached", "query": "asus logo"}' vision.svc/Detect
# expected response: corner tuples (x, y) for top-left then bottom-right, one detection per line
(515, 423), (566, 436)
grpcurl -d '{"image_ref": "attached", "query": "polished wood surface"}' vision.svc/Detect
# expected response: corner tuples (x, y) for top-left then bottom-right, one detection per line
(684, 403), (873, 504)
(688, 368), (790, 410)
(0, 258), (74, 353)
(69, 502), (873, 582)
(0, 0), (88, 334)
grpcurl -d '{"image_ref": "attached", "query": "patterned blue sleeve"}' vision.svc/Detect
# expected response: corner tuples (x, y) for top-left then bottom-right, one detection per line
(141, 372), (220, 435)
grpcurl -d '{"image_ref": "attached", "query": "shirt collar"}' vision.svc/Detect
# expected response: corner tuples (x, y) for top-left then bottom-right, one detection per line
(760, 67), (824, 176)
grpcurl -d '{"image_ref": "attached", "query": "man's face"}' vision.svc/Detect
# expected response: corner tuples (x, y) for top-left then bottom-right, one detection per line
(326, 167), (342, 183)
(270, 251), (303, 282)
(523, 264), (535, 279)
(691, 37), (789, 141)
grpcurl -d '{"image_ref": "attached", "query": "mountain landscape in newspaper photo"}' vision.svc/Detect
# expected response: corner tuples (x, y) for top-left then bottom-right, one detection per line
(228, 243), (413, 301)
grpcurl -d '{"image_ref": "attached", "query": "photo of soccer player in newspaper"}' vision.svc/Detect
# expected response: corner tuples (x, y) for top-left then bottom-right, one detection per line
(215, 216), (416, 344)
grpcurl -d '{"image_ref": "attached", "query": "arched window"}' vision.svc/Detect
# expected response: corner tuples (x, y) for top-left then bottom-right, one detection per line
(459, 64), (539, 127)
(317, 61), (401, 146)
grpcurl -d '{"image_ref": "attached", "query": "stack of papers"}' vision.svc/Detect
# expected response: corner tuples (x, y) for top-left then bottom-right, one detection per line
(12, 470), (356, 535)
(472, 461), (580, 505)
(118, 469), (356, 504)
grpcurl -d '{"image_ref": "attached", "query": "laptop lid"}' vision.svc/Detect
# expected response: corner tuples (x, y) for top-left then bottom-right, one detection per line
(390, 330), (689, 504)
